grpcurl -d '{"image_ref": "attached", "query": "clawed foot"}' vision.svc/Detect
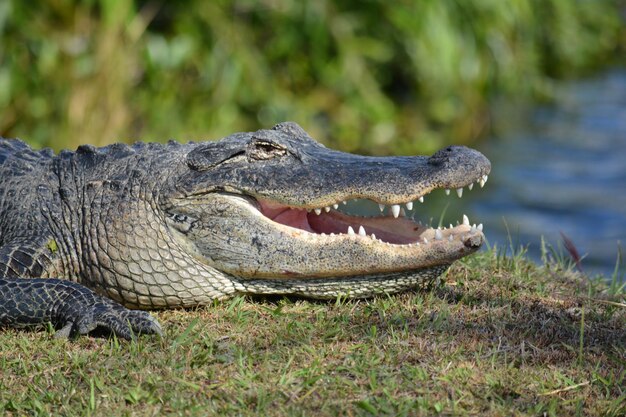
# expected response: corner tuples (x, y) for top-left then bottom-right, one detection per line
(0, 278), (163, 341)
(54, 304), (163, 340)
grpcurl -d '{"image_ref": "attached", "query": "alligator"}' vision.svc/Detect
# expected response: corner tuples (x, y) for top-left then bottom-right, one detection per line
(0, 122), (490, 339)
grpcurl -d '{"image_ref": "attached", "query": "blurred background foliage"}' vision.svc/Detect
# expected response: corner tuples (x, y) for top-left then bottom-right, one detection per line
(0, 0), (623, 154)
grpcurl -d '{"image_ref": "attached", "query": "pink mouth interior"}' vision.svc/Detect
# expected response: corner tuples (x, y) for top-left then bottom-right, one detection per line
(258, 199), (426, 244)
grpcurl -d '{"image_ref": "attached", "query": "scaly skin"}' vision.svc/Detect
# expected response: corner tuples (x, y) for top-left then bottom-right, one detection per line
(0, 122), (490, 339)
(0, 278), (162, 339)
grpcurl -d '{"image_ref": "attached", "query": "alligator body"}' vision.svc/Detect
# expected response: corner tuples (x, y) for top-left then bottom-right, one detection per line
(0, 122), (490, 339)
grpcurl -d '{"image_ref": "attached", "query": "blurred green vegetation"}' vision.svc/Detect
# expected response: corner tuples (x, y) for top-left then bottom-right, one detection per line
(0, 0), (623, 154)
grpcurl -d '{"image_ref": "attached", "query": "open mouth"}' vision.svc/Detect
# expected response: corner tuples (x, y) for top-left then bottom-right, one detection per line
(170, 170), (489, 280)
(256, 174), (488, 247)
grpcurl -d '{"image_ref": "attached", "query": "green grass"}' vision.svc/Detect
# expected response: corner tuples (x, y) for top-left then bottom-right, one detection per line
(1, 249), (624, 416)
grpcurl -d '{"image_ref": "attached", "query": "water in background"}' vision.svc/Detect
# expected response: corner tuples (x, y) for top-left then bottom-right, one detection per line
(344, 69), (625, 278)
(471, 69), (626, 278)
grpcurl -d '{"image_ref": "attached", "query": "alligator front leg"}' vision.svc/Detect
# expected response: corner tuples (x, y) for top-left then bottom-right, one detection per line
(0, 278), (162, 340)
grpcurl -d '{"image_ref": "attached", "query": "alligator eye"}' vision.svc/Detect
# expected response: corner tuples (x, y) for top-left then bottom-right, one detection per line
(173, 214), (189, 223)
(167, 213), (196, 233)
(248, 141), (287, 160)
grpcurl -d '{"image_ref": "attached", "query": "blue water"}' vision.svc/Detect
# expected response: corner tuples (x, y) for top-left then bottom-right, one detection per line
(339, 70), (625, 278)
(470, 69), (626, 278)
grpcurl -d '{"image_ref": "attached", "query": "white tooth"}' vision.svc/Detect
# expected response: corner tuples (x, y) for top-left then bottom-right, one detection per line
(371, 233), (376, 240)
(391, 205), (401, 218)
(468, 183), (474, 191)
(405, 202), (413, 210)
(333, 204), (339, 209)
(483, 175), (489, 184)
(462, 214), (470, 226)
(445, 189), (450, 195)
(471, 224), (477, 233)
(448, 235), (453, 242)
(358, 226), (366, 236)
(456, 188), (463, 198)
(342, 201), (347, 205)
(415, 242), (420, 246)
(477, 223), (483, 232)
(418, 196), (424, 203)
(449, 224), (453, 229)
(435, 229), (443, 240)
(347, 226), (355, 235)
(330, 233), (335, 236)
(423, 237), (428, 244)
(324, 206), (331, 212)
(378, 204), (385, 212)
(314, 208), (322, 215)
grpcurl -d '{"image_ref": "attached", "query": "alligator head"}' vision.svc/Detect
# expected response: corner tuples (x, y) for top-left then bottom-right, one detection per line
(163, 122), (490, 298)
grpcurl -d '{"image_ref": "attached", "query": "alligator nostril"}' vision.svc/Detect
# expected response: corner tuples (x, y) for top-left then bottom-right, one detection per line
(464, 234), (483, 249)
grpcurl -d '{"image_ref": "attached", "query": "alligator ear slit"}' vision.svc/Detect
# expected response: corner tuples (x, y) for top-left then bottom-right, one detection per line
(187, 148), (246, 171)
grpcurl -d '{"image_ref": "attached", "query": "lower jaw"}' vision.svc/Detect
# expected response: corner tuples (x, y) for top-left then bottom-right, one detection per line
(183, 194), (484, 280)
(206, 225), (483, 280)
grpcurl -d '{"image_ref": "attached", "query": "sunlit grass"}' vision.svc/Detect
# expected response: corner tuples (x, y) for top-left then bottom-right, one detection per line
(1, 248), (624, 416)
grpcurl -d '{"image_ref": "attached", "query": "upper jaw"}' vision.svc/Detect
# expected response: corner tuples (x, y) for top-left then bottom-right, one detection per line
(262, 172), (490, 218)
(178, 139), (491, 210)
